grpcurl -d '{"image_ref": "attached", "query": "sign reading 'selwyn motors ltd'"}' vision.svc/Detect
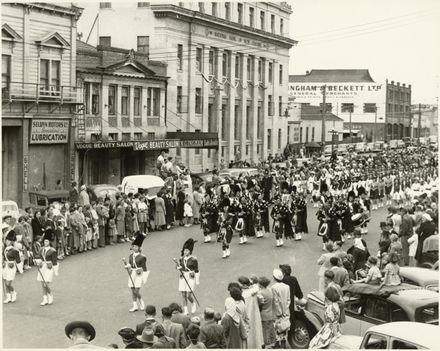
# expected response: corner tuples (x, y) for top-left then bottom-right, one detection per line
(30, 119), (70, 144)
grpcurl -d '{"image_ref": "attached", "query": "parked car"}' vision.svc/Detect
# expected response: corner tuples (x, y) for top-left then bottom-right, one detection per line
(328, 322), (438, 349)
(397, 140), (405, 148)
(324, 145), (333, 155)
(1, 200), (22, 225)
(365, 142), (375, 152)
(190, 172), (218, 191)
(302, 283), (438, 347)
(218, 168), (259, 179)
(120, 175), (164, 197)
(28, 190), (70, 209)
(389, 140), (398, 149)
(87, 184), (120, 203)
(399, 267), (438, 292)
(337, 144), (348, 154)
(355, 142), (366, 153)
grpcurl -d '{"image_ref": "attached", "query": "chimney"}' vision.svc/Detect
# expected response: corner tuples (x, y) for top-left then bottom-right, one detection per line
(391, 80), (394, 85)
(408, 84), (411, 89)
(306, 70), (310, 75)
(403, 83), (406, 87)
(397, 82), (400, 86)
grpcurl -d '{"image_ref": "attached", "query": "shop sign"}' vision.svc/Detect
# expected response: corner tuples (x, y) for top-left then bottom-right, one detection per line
(30, 119), (70, 144)
(70, 152), (76, 182)
(206, 29), (269, 49)
(289, 83), (382, 99)
(75, 141), (136, 150)
(133, 139), (180, 151)
(23, 155), (29, 192)
(76, 138), (219, 150)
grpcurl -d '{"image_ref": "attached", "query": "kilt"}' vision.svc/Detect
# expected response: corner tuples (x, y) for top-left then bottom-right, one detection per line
(37, 263), (57, 283)
(370, 189), (378, 200)
(2, 262), (17, 281)
(385, 185), (392, 195)
(178, 272), (195, 292)
(128, 270), (149, 288)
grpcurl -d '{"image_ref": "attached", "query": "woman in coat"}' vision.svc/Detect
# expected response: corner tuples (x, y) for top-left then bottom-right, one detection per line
(221, 287), (248, 349)
(154, 193), (166, 230)
(415, 213), (436, 264)
(257, 276), (276, 348)
(175, 189), (186, 226)
(115, 200), (126, 243)
(317, 242), (335, 292)
(271, 268), (290, 349)
(31, 210), (44, 240)
(192, 187), (203, 225)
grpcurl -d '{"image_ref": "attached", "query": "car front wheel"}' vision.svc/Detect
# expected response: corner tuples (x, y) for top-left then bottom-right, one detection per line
(289, 319), (314, 349)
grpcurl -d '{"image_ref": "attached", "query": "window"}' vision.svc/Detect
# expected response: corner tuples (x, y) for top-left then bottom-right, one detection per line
(177, 86), (183, 113)
(320, 102), (332, 112)
(364, 298), (388, 322)
(92, 83), (100, 115)
(268, 95), (273, 116)
(208, 50), (214, 75)
(108, 85), (116, 115)
(2, 55), (11, 95)
(246, 145), (249, 155)
(280, 18), (284, 35)
(177, 44), (183, 70)
(179, 2), (184, 7)
(287, 126), (290, 142)
(235, 55), (240, 79)
(138, 2), (150, 7)
(305, 126), (309, 143)
(221, 104), (227, 139)
(260, 11), (265, 30)
(258, 59), (262, 82)
(246, 105), (251, 139)
(341, 103), (354, 113)
(39, 59), (49, 89)
(247, 57), (252, 80)
(225, 2), (231, 20)
(388, 103), (392, 112)
(234, 105), (240, 140)
(222, 52), (229, 77)
(271, 14), (275, 33)
(137, 36), (149, 54)
(51, 61), (60, 88)
(249, 7), (254, 27)
(278, 128), (282, 149)
(268, 62), (273, 83)
(391, 340), (418, 349)
(344, 296), (362, 314)
(195, 148), (200, 155)
(300, 127), (303, 143)
(237, 3), (243, 24)
(221, 146), (225, 157)
(311, 127), (315, 142)
(279, 96), (283, 116)
(208, 104), (215, 132)
(390, 306), (409, 322)
(122, 133), (131, 141)
(196, 47), (202, 71)
(195, 88), (202, 114)
(90, 133), (100, 141)
(279, 64), (283, 84)
(415, 306), (438, 324)
(267, 129), (272, 149)
(147, 88), (151, 116)
(147, 132), (155, 140)
(257, 105), (262, 137)
(108, 133), (118, 141)
(198, 2), (204, 13)
(257, 144), (261, 154)
(99, 36), (111, 46)
(121, 86), (129, 115)
(363, 334), (388, 350)
(211, 2), (217, 16)
(134, 132), (142, 140)
(152, 88), (160, 116)
(364, 103), (377, 113)
(84, 83), (90, 114)
(134, 87), (141, 116)
(100, 2), (111, 9)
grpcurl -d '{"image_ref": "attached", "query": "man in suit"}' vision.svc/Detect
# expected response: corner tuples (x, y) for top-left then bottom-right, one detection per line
(199, 307), (226, 349)
(161, 307), (187, 348)
(399, 207), (414, 266)
(95, 197), (108, 248)
(135, 305), (162, 336)
(329, 257), (350, 288)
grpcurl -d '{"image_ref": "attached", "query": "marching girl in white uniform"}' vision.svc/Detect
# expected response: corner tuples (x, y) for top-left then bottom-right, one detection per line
(34, 229), (59, 306)
(3, 230), (23, 304)
(124, 232), (149, 312)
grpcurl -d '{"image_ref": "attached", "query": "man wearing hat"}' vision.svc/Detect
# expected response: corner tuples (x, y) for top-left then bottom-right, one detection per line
(136, 328), (158, 348)
(124, 232), (149, 312)
(118, 327), (143, 349)
(176, 238), (200, 315)
(3, 230), (23, 303)
(34, 228), (59, 306)
(65, 321), (100, 348)
(271, 268), (290, 349)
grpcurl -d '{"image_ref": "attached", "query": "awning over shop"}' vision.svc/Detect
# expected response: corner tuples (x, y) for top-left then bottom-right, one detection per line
(342, 129), (361, 134)
(166, 131), (219, 148)
(305, 142), (321, 148)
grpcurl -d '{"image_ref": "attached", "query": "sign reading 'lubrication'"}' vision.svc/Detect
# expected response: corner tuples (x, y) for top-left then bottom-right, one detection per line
(30, 119), (70, 144)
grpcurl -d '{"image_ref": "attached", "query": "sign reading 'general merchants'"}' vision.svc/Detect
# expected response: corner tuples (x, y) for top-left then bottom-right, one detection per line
(30, 119), (70, 144)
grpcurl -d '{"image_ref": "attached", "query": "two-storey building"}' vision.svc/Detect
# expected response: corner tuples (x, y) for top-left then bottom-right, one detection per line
(89, 1), (297, 171)
(2, 3), (82, 207)
(75, 42), (169, 184)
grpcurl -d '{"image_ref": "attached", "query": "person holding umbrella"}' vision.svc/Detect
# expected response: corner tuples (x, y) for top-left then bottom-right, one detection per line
(123, 232), (149, 312)
(34, 228), (59, 306)
(175, 238), (200, 315)
(3, 230), (23, 304)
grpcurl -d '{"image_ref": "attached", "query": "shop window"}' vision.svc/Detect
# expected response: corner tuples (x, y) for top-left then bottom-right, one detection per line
(225, 2), (231, 20)
(341, 103), (354, 113)
(196, 47), (202, 72)
(177, 86), (183, 113)
(108, 133), (118, 141)
(134, 133), (142, 140)
(137, 36), (149, 55)
(271, 14), (275, 33)
(147, 132), (155, 140)
(108, 85), (116, 115)
(134, 87), (141, 116)
(99, 36), (111, 46)
(249, 7), (255, 27)
(279, 64), (283, 84)
(278, 128), (282, 149)
(2, 55), (11, 97)
(267, 129), (272, 149)
(260, 11), (265, 30)
(177, 44), (183, 70)
(195, 88), (202, 114)
(268, 62), (273, 83)
(92, 83), (100, 115)
(237, 3), (243, 24)
(121, 86), (129, 115)
(122, 133), (131, 141)
(364, 103), (377, 113)
(100, 2), (111, 9)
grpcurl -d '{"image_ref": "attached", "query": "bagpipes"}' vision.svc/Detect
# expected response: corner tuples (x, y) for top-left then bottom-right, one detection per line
(254, 212), (264, 238)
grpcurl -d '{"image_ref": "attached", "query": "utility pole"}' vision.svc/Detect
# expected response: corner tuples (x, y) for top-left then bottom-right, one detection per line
(349, 109), (353, 145)
(374, 106), (378, 142)
(321, 85), (326, 154)
(417, 103), (422, 145)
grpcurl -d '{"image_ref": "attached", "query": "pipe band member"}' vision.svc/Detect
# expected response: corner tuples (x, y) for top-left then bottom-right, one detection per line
(176, 238), (200, 315)
(3, 230), (22, 304)
(125, 232), (149, 312)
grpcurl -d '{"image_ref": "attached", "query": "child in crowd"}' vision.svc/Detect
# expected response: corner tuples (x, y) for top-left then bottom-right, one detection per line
(353, 256), (382, 285)
(183, 197), (193, 228)
(407, 231), (418, 266)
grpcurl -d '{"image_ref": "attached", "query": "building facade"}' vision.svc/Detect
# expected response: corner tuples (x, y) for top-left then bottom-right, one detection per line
(2, 3), (82, 207)
(95, 2), (296, 171)
(75, 42), (169, 185)
(385, 79), (412, 141)
(410, 104), (438, 140)
(289, 69), (392, 142)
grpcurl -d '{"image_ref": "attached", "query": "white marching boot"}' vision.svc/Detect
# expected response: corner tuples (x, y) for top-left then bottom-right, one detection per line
(226, 248), (231, 257)
(129, 301), (139, 312)
(207, 235), (211, 242)
(10, 291), (17, 303)
(191, 301), (197, 314)
(280, 238), (284, 246)
(3, 293), (11, 304)
(239, 237), (244, 245)
(47, 293), (53, 305)
(183, 306), (189, 315)
(40, 295), (48, 306)
(138, 298), (145, 311)
(243, 236), (248, 243)
(276, 239), (280, 247)
(222, 250), (227, 259)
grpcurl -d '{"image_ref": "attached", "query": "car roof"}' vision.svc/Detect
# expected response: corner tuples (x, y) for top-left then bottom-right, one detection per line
(387, 288), (439, 311)
(1, 200), (18, 206)
(367, 322), (439, 348)
(400, 267), (439, 286)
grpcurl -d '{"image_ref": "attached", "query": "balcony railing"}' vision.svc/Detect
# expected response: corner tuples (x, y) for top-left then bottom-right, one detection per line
(2, 82), (82, 104)
(121, 117), (130, 127)
(147, 117), (160, 126)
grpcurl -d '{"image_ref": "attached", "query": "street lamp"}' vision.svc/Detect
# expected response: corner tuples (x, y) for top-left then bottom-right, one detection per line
(329, 128), (338, 154)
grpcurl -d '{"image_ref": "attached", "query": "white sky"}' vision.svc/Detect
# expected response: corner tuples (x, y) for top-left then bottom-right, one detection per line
(75, 0), (440, 104)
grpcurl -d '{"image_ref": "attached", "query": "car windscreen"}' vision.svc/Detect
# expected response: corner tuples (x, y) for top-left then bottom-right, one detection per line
(2, 204), (17, 213)
(95, 188), (118, 198)
(415, 304), (438, 324)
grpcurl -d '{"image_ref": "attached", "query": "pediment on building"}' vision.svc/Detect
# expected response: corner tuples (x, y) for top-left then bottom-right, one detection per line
(35, 31), (70, 48)
(2, 23), (22, 41)
(106, 61), (157, 77)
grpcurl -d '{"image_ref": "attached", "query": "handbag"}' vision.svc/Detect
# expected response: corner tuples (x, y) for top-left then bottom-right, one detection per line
(275, 315), (291, 333)
(318, 223), (328, 237)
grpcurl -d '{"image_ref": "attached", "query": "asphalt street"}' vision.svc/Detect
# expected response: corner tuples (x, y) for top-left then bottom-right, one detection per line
(3, 202), (388, 348)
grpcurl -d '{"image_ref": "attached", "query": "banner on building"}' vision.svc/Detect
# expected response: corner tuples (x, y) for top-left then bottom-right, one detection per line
(75, 138), (219, 150)
(30, 119), (70, 144)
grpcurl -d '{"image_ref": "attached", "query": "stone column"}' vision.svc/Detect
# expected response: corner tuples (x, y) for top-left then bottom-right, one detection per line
(240, 53), (248, 162)
(227, 52), (236, 163)
(215, 49), (224, 165)
(251, 56), (259, 163)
